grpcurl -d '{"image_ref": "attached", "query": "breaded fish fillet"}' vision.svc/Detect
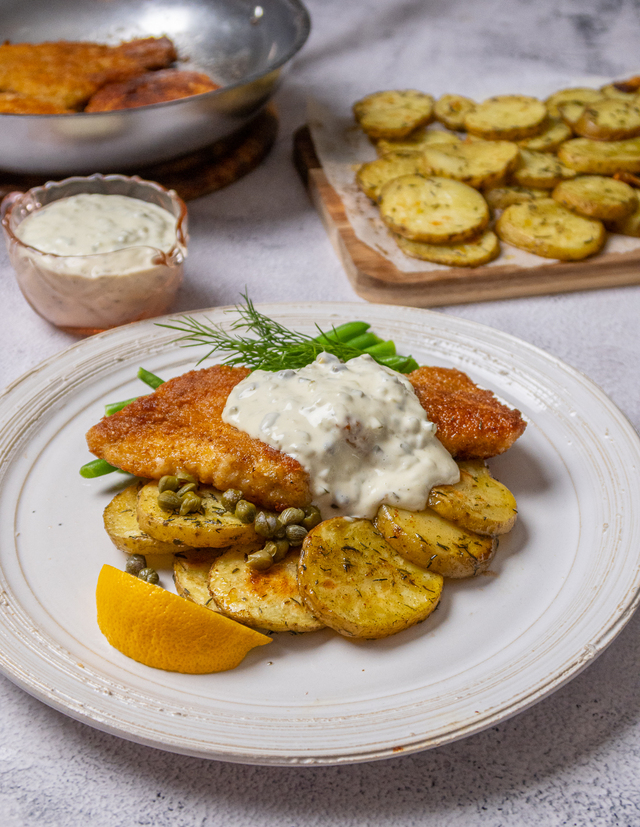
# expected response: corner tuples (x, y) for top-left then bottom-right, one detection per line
(0, 91), (72, 114)
(115, 37), (178, 71)
(85, 69), (218, 112)
(86, 364), (526, 509)
(86, 366), (311, 512)
(0, 37), (177, 111)
(408, 366), (527, 459)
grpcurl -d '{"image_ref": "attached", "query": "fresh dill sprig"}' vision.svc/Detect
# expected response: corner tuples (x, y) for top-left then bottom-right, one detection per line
(156, 294), (366, 371)
(156, 293), (419, 373)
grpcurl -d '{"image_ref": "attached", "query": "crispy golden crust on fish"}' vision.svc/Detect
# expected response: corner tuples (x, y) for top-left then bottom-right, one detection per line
(0, 91), (72, 114)
(85, 69), (217, 112)
(115, 37), (177, 71)
(86, 365), (312, 512)
(0, 37), (177, 111)
(407, 366), (527, 458)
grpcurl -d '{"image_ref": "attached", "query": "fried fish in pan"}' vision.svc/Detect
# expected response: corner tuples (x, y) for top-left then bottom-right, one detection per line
(0, 91), (72, 114)
(0, 37), (177, 112)
(85, 69), (218, 112)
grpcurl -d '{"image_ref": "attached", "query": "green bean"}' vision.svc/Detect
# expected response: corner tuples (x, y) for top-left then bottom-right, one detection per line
(313, 321), (370, 345)
(104, 367), (164, 417)
(376, 354), (419, 373)
(345, 332), (382, 351)
(364, 340), (396, 358)
(402, 356), (420, 372)
(79, 458), (119, 478)
(104, 397), (139, 416)
(137, 367), (165, 389)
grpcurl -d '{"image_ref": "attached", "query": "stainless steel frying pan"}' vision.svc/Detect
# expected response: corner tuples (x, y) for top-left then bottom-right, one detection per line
(0, 0), (310, 174)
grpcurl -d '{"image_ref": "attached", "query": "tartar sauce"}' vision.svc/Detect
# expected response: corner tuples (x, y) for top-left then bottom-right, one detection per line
(222, 352), (460, 519)
(16, 193), (178, 259)
(7, 190), (186, 331)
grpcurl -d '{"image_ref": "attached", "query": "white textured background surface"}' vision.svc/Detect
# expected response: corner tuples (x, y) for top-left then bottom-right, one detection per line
(2, 0), (640, 824)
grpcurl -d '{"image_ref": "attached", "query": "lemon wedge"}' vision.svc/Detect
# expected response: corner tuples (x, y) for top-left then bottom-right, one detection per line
(96, 564), (270, 673)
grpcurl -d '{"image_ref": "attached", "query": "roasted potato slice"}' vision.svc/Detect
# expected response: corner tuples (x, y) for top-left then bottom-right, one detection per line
(379, 174), (490, 243)
(484, 185), (549, 210)
(422, 140), (519, 189)
(553, 175), (637, 220)
(353, 90), (435, 139)
(600, 83), (640, 102)
(427, 460), (518, 536)
(298, 518), (443, 639)
(510, 149), (577, 188)
(103, 482), (191, 554)
(434, 93), (476, 131)
(557, 101), (588, 129)
(545, 87), (604, 118)
(209, 548), (325, 633)
(605, 75), (640, 94)
(558, 137), (640, 174)
(496, 199), (606, 260)
(606, 200), (640, 236)
(517, 117), (572, 152)
(394, 230), (500, 267)
(573, 98), (640, 141)
(376, 125), (461, 155)
(137, 482), (263, 548)
(375, 504), (496, 578)
(356, 150), (426, 201)
(173, 549), (221, 606)
(464, 95), (546, 140)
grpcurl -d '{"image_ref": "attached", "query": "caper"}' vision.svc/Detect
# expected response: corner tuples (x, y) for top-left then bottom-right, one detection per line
(235, 499), (257, 523)
(158, 475), (179, 493)
(274, 525), (287, 539)
(138, 567), (159, 585)
(179, 492), (202, 516)
(302, 505), (322, 530)
(158, 490), (182, 511)
(177, 482), (197, 497)
(271, 538), (290, 562)
(246, 549), (273, 570)
(254, 511), (277, 538)
(278, 507), (306, 527)
(125, 554), (147, 575)
(176, 470), (197, 484)
(285, 524), (308, 546)
(221, 488), (243, 512)
(263, 541), (278, 558)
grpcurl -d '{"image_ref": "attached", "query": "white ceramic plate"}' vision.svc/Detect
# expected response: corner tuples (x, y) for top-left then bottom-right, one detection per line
(1, 303), (639, 766)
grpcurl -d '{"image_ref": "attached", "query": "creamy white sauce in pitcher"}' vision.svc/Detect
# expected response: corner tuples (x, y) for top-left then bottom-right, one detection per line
(16, 193), (178, 259)
(223, 352), (459, 519)
(9, 192), (185, 330)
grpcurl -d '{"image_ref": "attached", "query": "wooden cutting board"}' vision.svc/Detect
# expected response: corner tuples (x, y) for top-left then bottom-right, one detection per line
(293, 125), (640, 307)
